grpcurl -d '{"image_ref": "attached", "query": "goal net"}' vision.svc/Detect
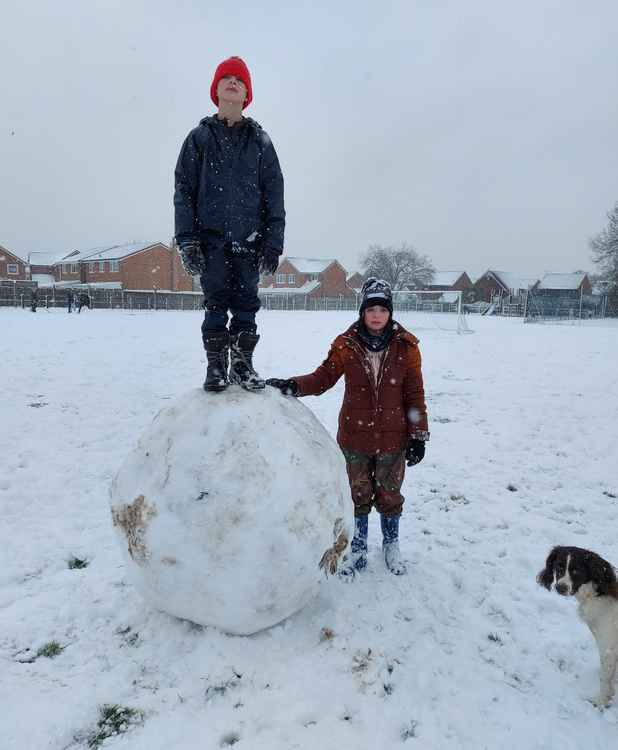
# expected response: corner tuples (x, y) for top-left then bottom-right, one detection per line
(523, 289), (608, 324)
(392, 290), (473, 334)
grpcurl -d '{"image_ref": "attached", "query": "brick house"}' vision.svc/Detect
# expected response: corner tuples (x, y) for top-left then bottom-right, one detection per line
(533, 272), (592, 297)
(526, 272), (598, 319)
(347, 271), (368, 292)
(421, 271), (473, 293)
(53, 242), (192, 292)
(472, 269), (539, 303)
(260, 257), (356, 299)
(0, 244), (28, 280)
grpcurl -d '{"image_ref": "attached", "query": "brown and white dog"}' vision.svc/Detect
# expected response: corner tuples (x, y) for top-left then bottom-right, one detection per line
(538, 545), (618, 707)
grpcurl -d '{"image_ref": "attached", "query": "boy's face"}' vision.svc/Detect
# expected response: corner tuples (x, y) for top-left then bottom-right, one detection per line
(217, 75), (247, 106)
(363, 305), (390, 333)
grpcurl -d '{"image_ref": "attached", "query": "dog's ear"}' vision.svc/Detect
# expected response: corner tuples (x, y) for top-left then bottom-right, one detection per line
(537, 547), (559, 590)
(587, 552), (618, 597)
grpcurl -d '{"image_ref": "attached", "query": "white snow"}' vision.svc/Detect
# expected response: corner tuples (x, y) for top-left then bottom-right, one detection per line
(1, 309), (618, 749)
(282, 257), (338, 273)
(55, 241), (161, 265)
(537, 273), (588, 291)
(428, 271), (466, 287)
(110, 387), (352, 635)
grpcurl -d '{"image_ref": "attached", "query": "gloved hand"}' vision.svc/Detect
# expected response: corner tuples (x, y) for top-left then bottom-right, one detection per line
(266, 378), (299, 396)
(405, 438), (426, 467)
(178, 242), (205, 276)
(259, 247), (280, 275)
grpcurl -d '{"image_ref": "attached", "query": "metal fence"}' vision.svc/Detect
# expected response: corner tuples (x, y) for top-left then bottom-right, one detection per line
(0, 282), (204, 311)
(259, 292), (461, 314)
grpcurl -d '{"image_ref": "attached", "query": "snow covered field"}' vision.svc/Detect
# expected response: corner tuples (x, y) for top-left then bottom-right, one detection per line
(1, 308), (618, 750)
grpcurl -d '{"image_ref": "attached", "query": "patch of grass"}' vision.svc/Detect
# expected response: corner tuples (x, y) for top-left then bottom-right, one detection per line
(87, 704), (144, 748)
(401, 719), (418, 740)
(205, 675), (241, 701)
(36, 641), (64, 659)
(68, 556), (89, 570)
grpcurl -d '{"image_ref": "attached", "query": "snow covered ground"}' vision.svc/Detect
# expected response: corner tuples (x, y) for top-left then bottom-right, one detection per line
(1, 308), (617, 750)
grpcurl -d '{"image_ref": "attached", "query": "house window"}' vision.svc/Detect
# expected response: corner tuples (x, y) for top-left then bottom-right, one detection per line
(276, 273), (286, 284)
(309, 273), (319, 281)
(99, 261), (105, 272)
(63, 264), (70, 273)
(288, 274), (295, 284)
(88, 262), (95, 273)
(7, 263), (19, 274)
(109, 260), (119, 272)
(71, 263), (78, 273)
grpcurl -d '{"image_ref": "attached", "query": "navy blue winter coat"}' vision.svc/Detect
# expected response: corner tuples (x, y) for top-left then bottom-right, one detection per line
(174, 115), (285, 255)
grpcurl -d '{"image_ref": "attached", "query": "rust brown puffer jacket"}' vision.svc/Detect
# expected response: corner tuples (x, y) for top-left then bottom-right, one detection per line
(293, 322), (429, 455)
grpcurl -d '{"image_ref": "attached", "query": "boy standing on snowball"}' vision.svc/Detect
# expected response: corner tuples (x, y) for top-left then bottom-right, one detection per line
(174, 56), (285, 392)
(267, 278), (429, 577)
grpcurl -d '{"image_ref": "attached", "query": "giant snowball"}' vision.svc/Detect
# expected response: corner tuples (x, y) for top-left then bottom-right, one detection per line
(110, 387), (352, 635)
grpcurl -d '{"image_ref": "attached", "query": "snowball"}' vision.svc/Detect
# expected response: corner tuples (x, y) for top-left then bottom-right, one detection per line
(110, 387), (352, 635)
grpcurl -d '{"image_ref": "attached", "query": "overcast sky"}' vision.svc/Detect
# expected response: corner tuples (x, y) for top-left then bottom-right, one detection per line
(2, 0), (617, 279)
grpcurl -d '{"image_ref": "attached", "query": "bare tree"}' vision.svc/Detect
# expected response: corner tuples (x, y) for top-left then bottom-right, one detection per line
(360, 243), (435, 290)
(590, 202), (618, 295)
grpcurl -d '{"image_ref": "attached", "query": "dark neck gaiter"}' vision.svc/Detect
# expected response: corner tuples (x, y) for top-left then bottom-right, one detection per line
(356, 319), (395, 352)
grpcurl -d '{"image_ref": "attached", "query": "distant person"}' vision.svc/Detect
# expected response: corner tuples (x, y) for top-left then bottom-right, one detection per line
(67, 289), (74, 313)
(174, 56), (285, 392)
(77, 292), (90, 313)
(30, 287), (38, 312)
(266, 279), (429, 578)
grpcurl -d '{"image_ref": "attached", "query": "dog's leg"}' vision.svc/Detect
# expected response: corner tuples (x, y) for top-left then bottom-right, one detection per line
(596, 653), (617, 707)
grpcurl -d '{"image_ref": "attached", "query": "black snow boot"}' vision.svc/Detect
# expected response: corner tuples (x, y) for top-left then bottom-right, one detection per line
(229, 331), (265, 391)
(381, 514), (406, 575)
(338, 515), (369, 579)
(203, 329), (229, 392)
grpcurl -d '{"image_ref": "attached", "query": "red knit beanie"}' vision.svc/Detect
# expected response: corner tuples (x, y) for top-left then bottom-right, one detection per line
(210, 56), (253, 109)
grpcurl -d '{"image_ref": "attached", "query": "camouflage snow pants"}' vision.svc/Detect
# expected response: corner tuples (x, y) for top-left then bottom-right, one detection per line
(342, 449), (406, 518)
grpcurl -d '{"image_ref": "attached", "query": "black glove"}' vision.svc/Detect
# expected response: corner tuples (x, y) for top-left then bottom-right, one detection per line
(266, 378), (299, 396)
(406, 438), (426, 467)
(178, 242), (205, 276)
(259, 247), (280, 275)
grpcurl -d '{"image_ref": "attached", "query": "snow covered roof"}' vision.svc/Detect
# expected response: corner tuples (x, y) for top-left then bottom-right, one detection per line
(31, 274), (56, 287)
(0, 245), (26, 262)
(537, 272), (587, 290)
(260, 280), (321, 295)
(284, 257), (338, 274)
(486, 270), (539, 291)
(430, 271), (466, 286)
(55, 242), (164, 264)
(27, 251), (64, 266)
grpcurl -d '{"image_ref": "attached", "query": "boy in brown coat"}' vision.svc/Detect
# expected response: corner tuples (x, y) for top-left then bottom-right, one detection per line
(267, 278), (429, 576)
